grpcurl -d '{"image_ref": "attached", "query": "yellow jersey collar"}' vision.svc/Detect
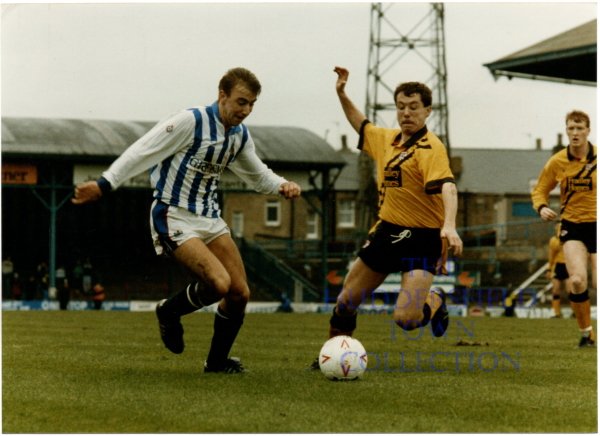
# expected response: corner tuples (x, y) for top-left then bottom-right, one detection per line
(567, 142), (595, 162)
(391, 125), (428, 148)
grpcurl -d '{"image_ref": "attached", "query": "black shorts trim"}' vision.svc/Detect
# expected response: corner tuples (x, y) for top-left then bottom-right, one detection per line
(357, 220), (442, 274)
(560, 219), (596, 254)
(553, 262), (569, 280)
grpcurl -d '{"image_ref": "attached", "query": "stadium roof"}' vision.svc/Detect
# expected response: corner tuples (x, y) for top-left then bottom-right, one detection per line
(484, 19), (596, 86)
(1, 117), (345, 170)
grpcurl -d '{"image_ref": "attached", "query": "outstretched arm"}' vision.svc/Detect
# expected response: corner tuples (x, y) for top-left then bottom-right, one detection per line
(72, 111), (194, 206)
(334, 66), (367, 133)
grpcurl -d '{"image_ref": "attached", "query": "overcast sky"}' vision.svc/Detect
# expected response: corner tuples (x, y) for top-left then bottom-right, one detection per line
(1, 1), (597, 151)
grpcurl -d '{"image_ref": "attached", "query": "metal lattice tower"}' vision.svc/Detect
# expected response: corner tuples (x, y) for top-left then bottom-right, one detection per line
(356, 2), (451, 233)
(365, 2), (450, 150)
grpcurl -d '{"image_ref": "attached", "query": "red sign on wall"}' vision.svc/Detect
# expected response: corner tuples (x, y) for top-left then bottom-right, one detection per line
(2, 163), (38, 185)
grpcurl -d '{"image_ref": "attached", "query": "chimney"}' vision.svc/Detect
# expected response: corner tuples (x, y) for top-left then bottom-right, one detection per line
(340, 134), (348, 150)
(552, 133), (565, 154)
(450, 156), (462, 180)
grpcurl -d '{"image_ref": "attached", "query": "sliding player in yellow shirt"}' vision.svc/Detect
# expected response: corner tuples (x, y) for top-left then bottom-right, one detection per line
(311, 66), (462, 366)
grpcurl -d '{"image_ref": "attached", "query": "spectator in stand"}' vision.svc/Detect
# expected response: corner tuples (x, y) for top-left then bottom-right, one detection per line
(92, 283), (106, 310)
(71, 259), (84, 295)
(11, 272), (22, 300)
(23, 274), (37, 301)
(36, 261), (49, 300)
(82, 258), (93, 295)
(56, 265), (70, 310)
(2, 256), (14, 299)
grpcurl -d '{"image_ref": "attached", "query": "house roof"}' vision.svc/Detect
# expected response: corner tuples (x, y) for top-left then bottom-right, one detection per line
(452, 148), (554, 194)
(334, 146), (554, 195)
(334, 146), (360, 190)
(248, 125), (345, 169)
(484, 19), (596, 86)
(1, 117), (345, 170)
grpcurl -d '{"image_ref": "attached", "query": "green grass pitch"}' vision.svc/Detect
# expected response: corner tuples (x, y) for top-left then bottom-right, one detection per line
(2, 310), (597, 432)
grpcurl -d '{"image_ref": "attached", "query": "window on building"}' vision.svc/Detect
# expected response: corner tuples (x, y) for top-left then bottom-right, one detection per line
(337, 199), (356, 228)
(511, 201), (537, 217)
(307, 211), (319, 240)
(265, 200), (281, 227)
(231, 212), (244, 238)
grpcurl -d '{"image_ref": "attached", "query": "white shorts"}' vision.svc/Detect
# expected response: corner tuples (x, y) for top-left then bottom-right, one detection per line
(149, 200), (230, 256)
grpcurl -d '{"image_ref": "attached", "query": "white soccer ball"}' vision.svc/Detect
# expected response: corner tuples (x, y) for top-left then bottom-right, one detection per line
(318, 335), (368, 381)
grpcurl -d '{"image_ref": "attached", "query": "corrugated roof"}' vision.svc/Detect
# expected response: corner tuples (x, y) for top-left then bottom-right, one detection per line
(484, 19), (596, 86)
(1, 117), (345, 169)
(1, 117), (156, 158)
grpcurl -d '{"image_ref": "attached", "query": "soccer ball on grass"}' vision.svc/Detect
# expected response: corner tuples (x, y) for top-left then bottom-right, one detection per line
(318, 335), (368, 381)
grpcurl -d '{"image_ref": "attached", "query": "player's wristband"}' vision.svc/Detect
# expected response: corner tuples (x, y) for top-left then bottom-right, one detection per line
(96, 176), (113, 196)
(537, 204), (548, 215)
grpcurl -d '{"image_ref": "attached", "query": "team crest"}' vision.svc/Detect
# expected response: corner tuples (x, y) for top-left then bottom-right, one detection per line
(166, 125), (174, 133)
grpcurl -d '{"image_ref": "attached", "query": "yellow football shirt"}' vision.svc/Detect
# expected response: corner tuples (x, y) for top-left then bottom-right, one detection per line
(531, 144), (597, 223)
(359, 122), (455, 228)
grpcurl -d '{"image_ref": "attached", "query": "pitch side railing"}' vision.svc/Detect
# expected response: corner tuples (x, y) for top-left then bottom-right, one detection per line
(238, 238), (321, 302)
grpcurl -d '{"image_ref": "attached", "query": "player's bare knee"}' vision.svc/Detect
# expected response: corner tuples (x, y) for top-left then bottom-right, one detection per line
(570, 274), (586, 292)
(207, 274), (231, 299)
(224, 284), (250, 314)
(232, 284), (250, 305)
(393, 309), (422, 331)
(395, 318), (420, 331)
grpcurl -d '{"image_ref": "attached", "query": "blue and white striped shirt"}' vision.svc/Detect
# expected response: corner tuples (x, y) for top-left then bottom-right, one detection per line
(102, 102), (286, 217)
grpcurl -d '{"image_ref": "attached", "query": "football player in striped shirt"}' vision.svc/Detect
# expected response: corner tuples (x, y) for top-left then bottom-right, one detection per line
(532, 110), (596, 347)
(73, 67), (302, 373)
